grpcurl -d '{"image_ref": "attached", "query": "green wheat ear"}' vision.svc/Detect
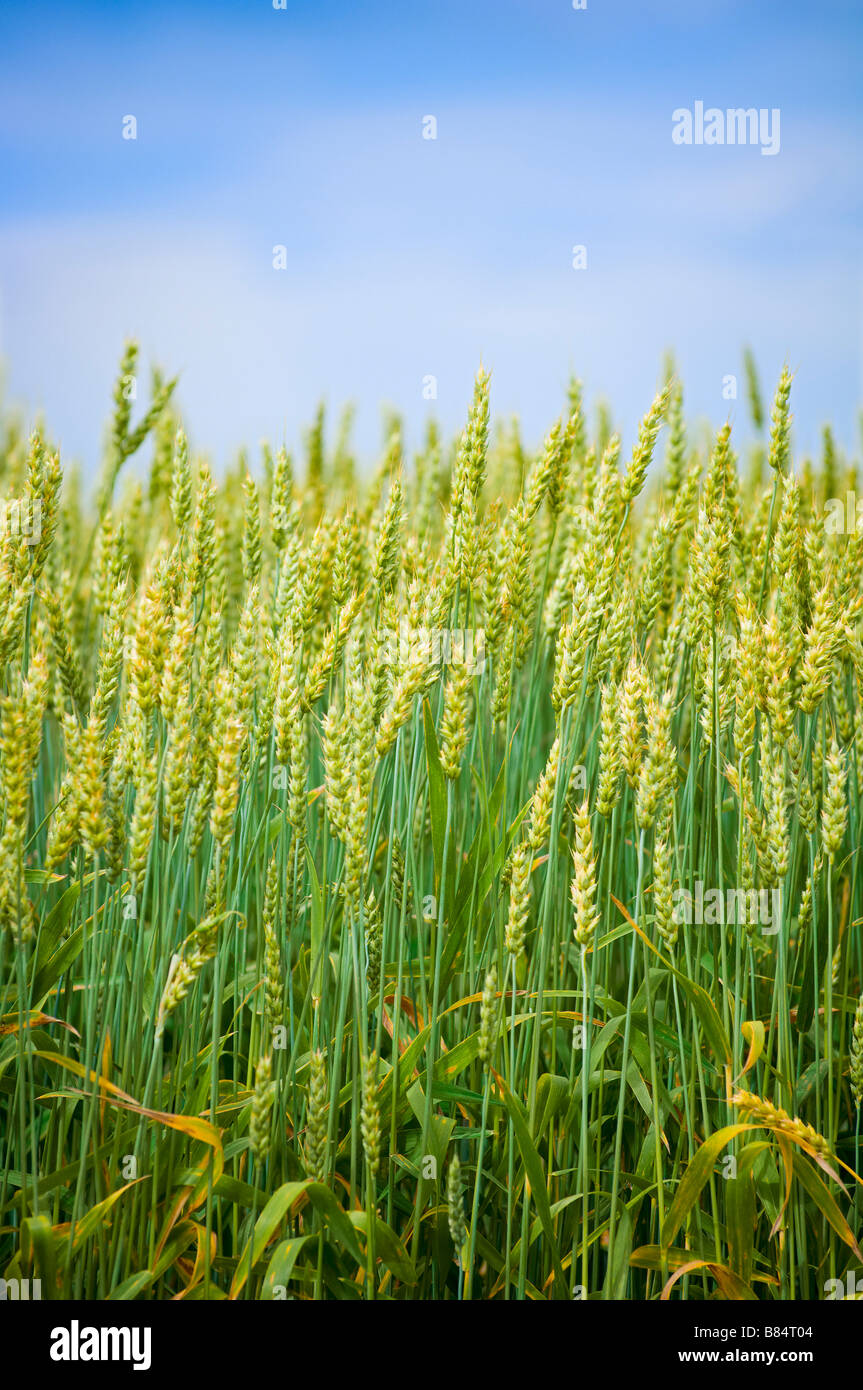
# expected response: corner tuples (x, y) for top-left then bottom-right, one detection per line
(3, 350), (862, 1305)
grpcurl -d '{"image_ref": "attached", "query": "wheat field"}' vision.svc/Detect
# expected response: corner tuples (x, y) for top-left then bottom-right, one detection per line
(1, 345), (862, 1301)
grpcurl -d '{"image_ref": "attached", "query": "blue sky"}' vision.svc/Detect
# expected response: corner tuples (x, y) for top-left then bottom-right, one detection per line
(0, 0), (861, 476)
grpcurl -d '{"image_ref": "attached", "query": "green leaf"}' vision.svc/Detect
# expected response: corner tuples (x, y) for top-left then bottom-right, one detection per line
(626, 1059), (654, 1121)
(423, 698), (448, 888)
(439, 801), (529, 991)
(59, 1178), (148, 1269)
(231, 1180), (362, 1297)
(532, 1073), (570, 1138)
(30, 924), (90, 1008)
(605, 1201), (633, 1299)
(21, 1214), (57, 1298)
(726, 1141), (771, 1283)
(261, 1236), (314, 1298)
(305, 848), (325, 999)
(407, 1081), (453, 1174)
(500, 1079), (568, 1298)
(661, 1124), (755, 1250)
(349, 1212), (418, 1285)
(108, 1271), (156, 1301)
(791, 1151), (862, 1258)
(33, 883), (82, 976)
(630, 1243), (700, 1272)
(671, 969), (732, 1069)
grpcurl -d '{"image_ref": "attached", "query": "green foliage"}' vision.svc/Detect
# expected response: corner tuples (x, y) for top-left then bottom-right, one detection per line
(0, 348), (862, 1301)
